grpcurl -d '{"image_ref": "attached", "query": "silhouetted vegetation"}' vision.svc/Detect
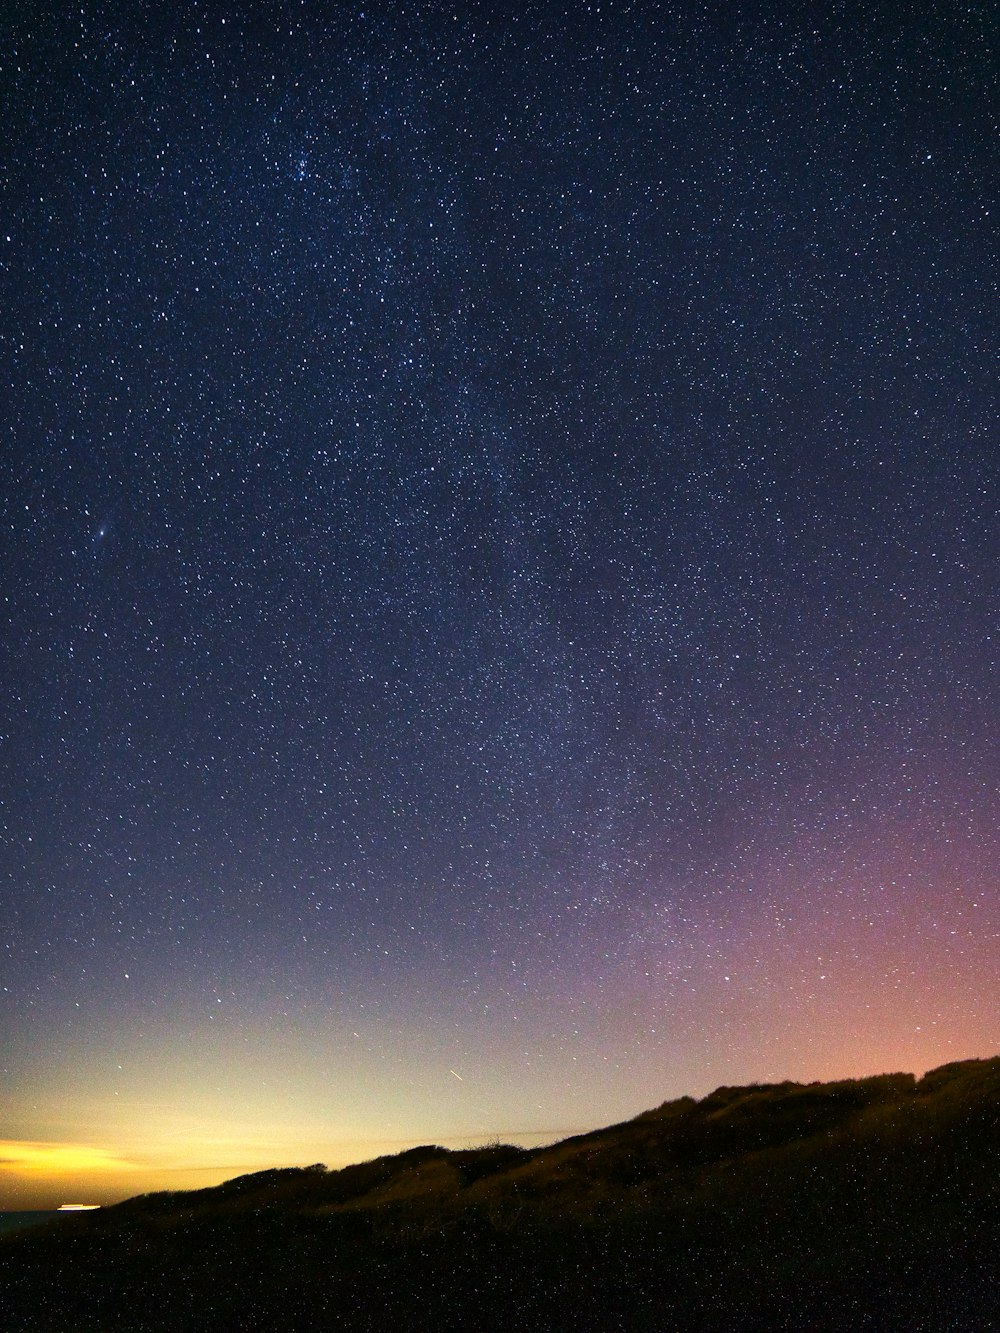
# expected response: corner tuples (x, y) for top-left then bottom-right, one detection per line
(3, 1057), (998, 1330)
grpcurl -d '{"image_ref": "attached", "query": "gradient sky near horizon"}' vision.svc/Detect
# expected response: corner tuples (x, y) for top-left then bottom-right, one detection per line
(2, 0), (997, 1209)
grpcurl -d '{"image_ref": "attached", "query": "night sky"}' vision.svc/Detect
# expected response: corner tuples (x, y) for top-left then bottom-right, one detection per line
(2, 1), (997, 1208)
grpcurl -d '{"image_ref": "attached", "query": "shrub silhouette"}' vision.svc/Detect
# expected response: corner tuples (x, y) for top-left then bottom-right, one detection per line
(2, 1056), (998, 1331)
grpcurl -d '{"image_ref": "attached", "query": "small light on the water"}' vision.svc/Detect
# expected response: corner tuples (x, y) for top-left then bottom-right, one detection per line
(57, 1204), (100, 1211)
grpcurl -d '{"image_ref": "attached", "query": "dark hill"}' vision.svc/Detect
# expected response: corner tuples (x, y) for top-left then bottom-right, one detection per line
(3, 1057), (998, 1330)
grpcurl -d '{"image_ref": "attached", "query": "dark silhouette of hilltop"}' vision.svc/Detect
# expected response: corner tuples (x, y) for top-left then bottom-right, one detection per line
(3, 1057), (998, 1330)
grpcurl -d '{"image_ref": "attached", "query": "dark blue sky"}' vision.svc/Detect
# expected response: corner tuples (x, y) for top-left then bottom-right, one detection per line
(1, 1), (996, 1206)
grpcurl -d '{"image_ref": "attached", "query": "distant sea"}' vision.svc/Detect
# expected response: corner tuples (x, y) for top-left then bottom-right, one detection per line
(0, 1212), (63, 1235)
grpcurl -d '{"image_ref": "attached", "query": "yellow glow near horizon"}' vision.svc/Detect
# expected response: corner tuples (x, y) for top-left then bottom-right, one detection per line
(0, 1140), (148, 1209)
(0, 1141), (138, 1178)
(0, 1137), (253, 1210)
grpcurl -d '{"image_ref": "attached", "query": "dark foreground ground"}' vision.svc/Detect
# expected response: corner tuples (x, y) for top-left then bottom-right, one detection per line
(2, 1056), (998, 1331)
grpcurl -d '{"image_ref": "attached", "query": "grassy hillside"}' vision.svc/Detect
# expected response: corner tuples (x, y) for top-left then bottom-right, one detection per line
(3, 1056), (998, 1330)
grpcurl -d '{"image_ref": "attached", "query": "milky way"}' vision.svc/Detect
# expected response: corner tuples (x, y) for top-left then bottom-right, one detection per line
(2, 2), (996, 1207)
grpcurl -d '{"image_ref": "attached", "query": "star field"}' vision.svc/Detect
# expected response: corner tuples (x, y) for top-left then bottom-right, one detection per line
(1, 1), (997, 1207)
